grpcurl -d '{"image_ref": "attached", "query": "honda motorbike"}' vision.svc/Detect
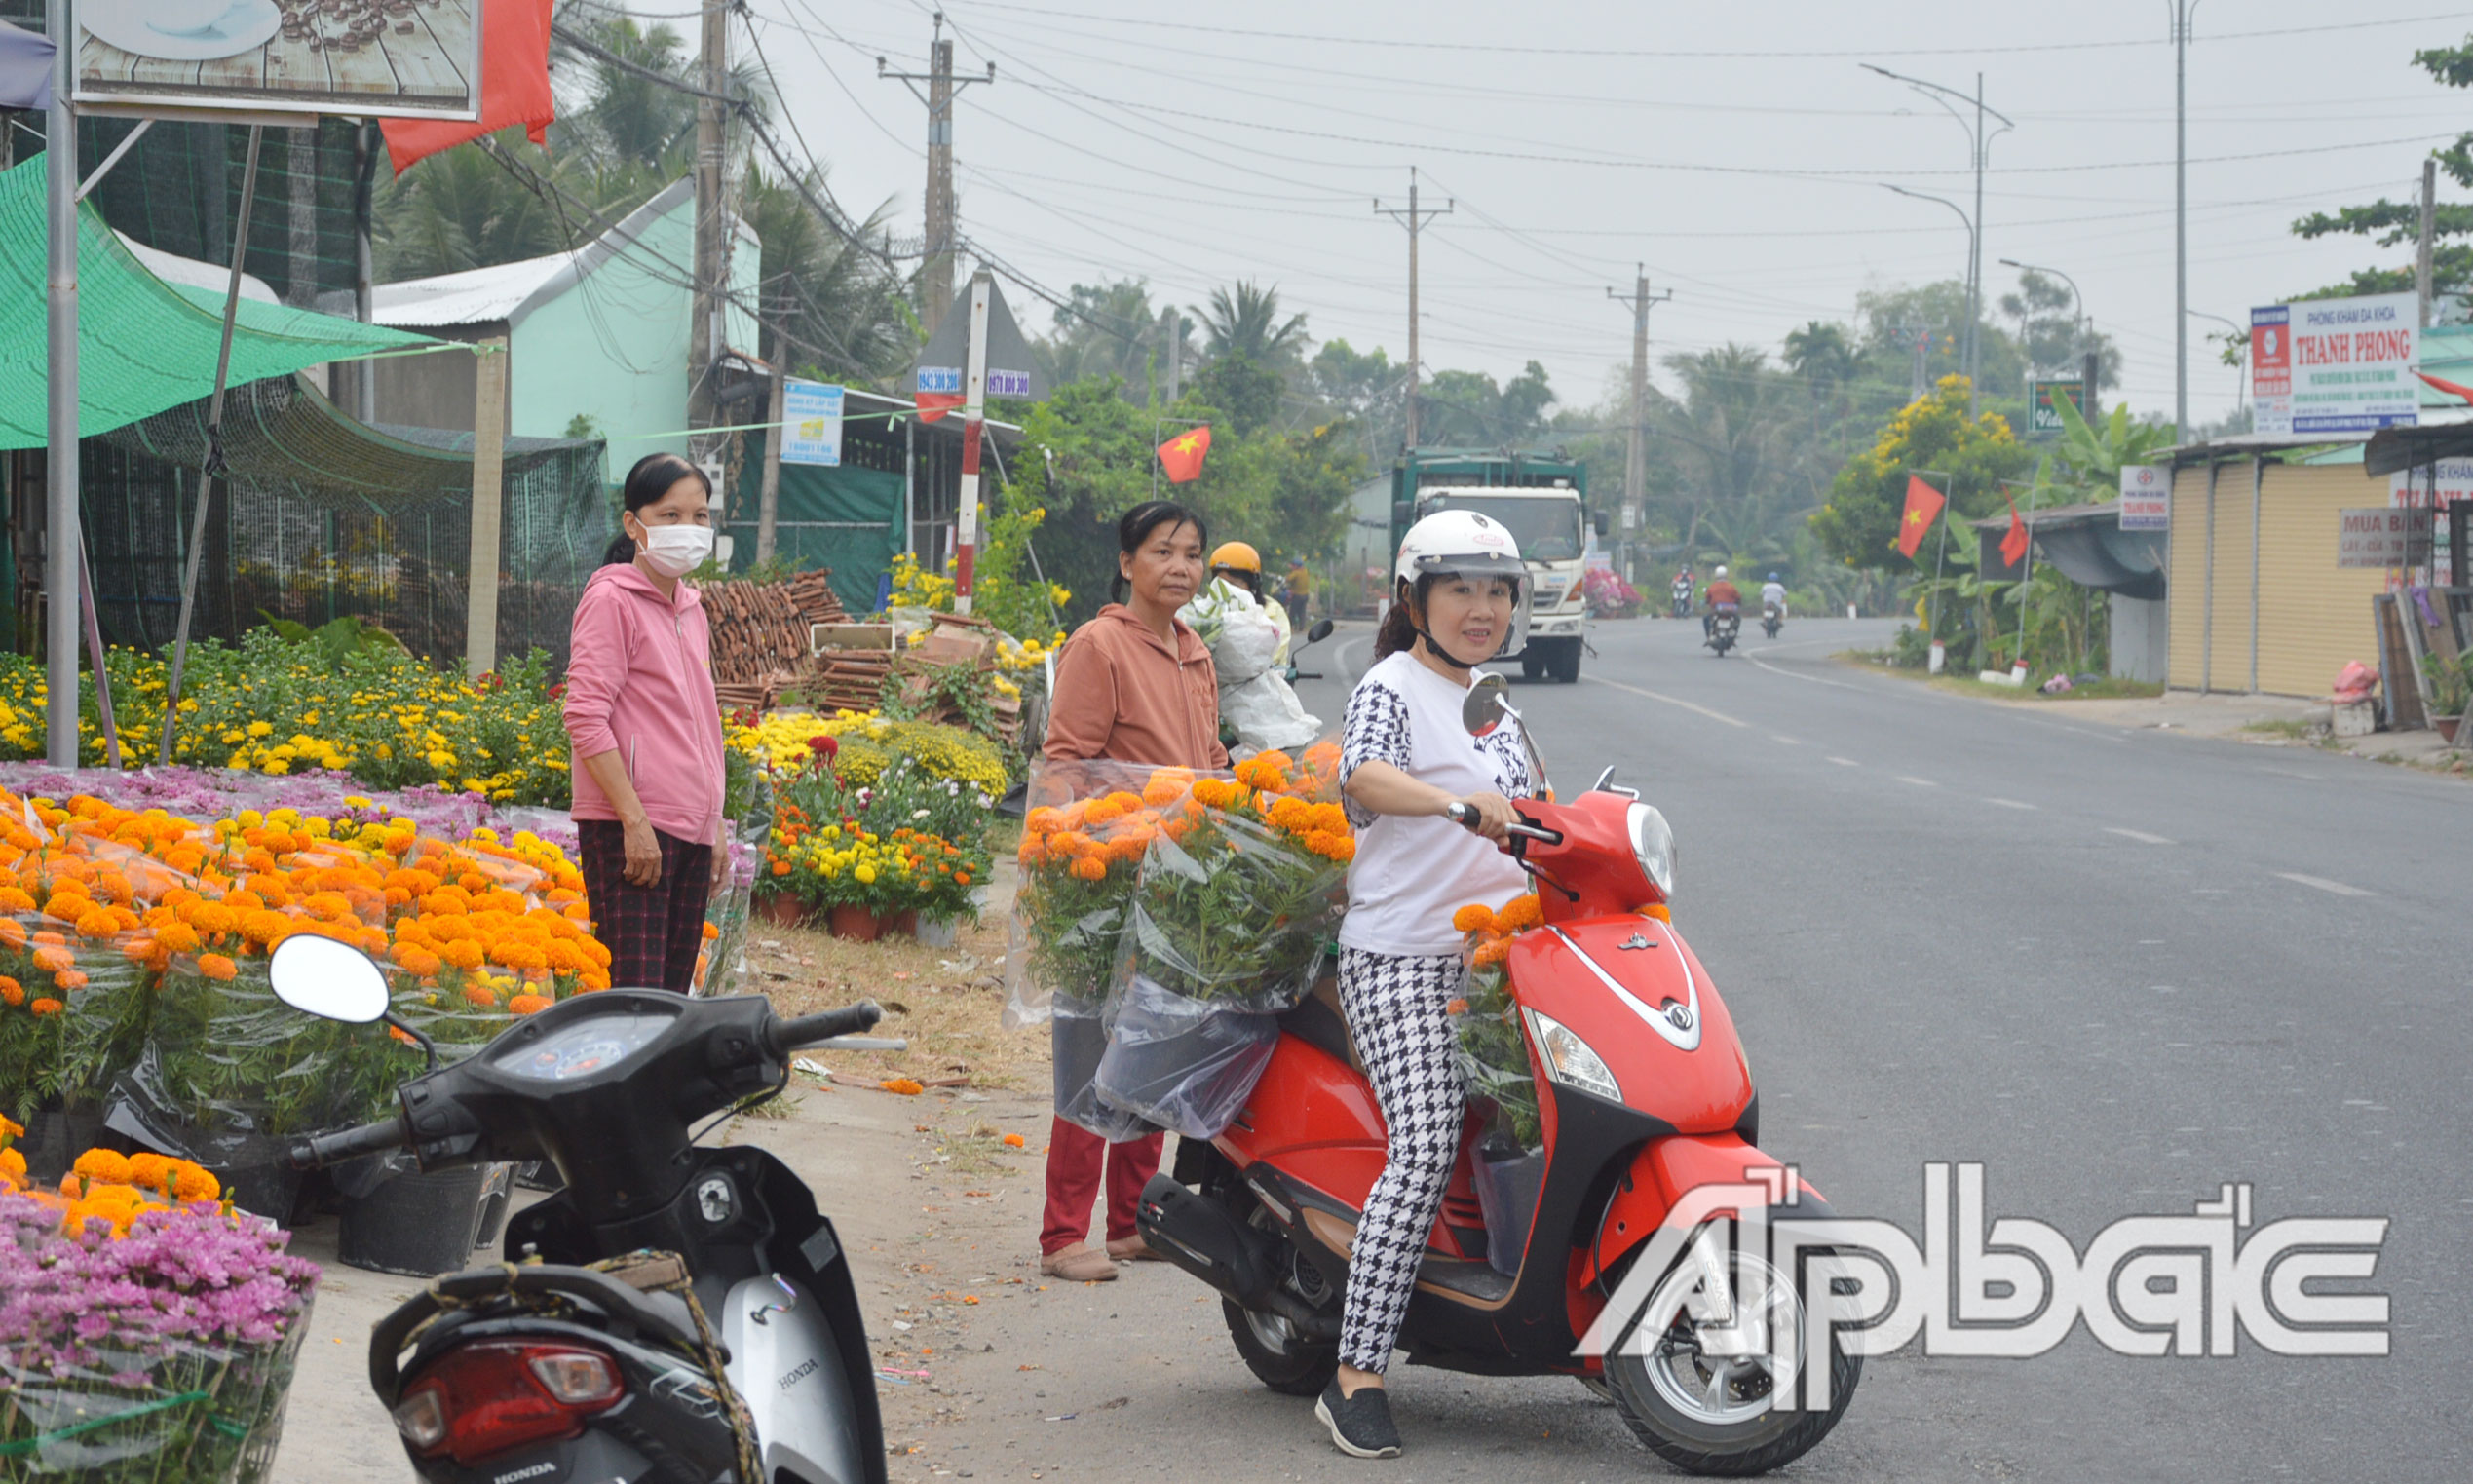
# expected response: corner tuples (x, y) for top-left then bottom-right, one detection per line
(1136, 675), (1860, 1476)
(1761, 603), (1782, 641)
(1706, 605), (1740, 658)
(1669, 579), (1693, 620)
(272, 936), (890, 1484)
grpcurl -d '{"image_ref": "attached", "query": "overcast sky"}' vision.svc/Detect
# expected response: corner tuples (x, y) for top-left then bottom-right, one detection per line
(736, 0), (2473, 426)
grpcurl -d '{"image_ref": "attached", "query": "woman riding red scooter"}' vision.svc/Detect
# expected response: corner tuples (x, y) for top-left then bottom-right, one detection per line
(1134, 533), (1863, 1475)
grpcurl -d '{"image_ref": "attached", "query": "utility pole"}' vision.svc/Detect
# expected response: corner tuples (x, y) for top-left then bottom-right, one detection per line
(688, 0), (731, 446)
(2418, 155), (2438, 328)
(1891, 321), (1930, 401)
(2171, 1), (2197, 440)
(881, 15), (995, 337)
(1375, 168), (1451, 449)
(1161, 303), (1182, 404)
(1606, 266), (1670, 552)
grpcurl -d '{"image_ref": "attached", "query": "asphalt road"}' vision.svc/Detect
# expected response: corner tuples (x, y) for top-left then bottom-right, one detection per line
(1268, 614), (2469, 1481)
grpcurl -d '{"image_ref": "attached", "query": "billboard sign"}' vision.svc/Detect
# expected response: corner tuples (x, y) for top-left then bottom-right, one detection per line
(2028, 379), (2085, 438)
(915, 278), (1046, 402)
(73, 0), (482, 119)
(780, 379), (844, 467)
(2250, 292), (2418, 437)
(2336, 507), (2432, 568)
(2118, 464), (2170, 531)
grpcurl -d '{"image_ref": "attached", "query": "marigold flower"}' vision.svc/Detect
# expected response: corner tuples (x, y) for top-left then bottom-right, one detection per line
(1071, 856), (1108, 882)
(198, 955), (239, 981)
(880, 1077), (925, 1095)
(1496, 894), (1543, 932)
(172, 1164), (220, 1201)
(28, 996), (62, 1015)
(509, 993), (552, 1015)
(73, 1148), (133, 1185)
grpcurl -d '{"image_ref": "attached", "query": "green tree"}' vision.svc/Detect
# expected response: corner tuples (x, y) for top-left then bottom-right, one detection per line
(743, 163), (916, 388)
(2290, 34), (2473, 300)
(1418, 361), (1555, 446)
(1188, 353), (1285, 437)
(1809, 374), (2032, 572)
(1041, 280), (1186, 395)
(1782, 322), (1859, 400)
(1995, 268), (2121, 387)
(1195, 281), (1311, 367)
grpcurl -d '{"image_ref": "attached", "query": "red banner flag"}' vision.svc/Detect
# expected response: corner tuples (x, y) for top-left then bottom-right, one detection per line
(2001, 496), (2031, 568)
(1158, 425), (1212, 483)
(379, 0), (556, 174)
(1894, 475), (1946, 559)
(914, 391), (966, 424)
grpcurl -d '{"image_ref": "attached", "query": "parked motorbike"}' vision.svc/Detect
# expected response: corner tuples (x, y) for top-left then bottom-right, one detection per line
(1135, 675), (1860, 1475)
(1707, 605), (1740, 658)
(1670, 579), (1693, 619)
(273, 935), (890, 1484)
(1761, 602), (1782, 640)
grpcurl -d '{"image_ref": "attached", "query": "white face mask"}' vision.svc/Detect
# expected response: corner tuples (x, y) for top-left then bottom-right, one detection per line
(633, 521), (713, 578)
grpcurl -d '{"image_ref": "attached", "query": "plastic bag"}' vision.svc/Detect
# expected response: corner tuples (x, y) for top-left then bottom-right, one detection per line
(1005, 758), (1221, 1030)
(1116, 807), (1343, 1017)
(1220, 670), (1322, 756)
(1448, 918), (1546, 1276)
(1089, 971), (1281, 1140)
(1051, 990), (1154, 1142)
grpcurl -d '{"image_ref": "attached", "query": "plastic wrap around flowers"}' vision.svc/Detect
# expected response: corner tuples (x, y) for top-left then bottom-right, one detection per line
(1006, 742), (1349, 1028)
(0, 783), (617, 1170)
(0, 1131), (320, 1484)
(1446, 893), (1545, 1151)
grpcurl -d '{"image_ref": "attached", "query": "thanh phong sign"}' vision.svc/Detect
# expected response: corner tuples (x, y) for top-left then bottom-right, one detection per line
(2250, 292), (2418, 438)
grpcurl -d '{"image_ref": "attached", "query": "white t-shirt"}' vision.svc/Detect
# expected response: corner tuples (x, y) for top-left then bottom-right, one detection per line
(1337, 652), (1533, 956)
(1761, 582), (1787, 607)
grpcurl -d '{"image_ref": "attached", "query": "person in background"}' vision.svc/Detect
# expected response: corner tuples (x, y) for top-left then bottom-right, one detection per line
(1038, 500), (1228, 1283)
(1702, 563), (1741, 640)
(1761, 571), (1788, 620)
(1205, 540), (1291, 663)
(1284, 556), (1312, 628)
(563, 453), (731, 992)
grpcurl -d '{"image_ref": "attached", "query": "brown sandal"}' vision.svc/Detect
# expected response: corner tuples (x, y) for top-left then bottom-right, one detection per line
(1039, 1243), (1119, 1282)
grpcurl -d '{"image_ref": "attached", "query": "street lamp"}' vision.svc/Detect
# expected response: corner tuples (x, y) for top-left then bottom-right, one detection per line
(2170, 1), (2204, 441)
(1997, 256), (2086, 363)
(1864, 63), (2015, 419)
(1883, 184), (1974, 398)
(2189, 308), (2246, 417)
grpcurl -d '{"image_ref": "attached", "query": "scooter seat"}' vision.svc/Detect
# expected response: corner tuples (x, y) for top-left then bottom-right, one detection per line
(1277, 977), (1362, 1073)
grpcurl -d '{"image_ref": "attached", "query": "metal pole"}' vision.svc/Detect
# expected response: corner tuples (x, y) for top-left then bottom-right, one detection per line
(1969, 71), (1985, 420)
(353, 121), (376, 423)
(2200, 459), (2219, 693)
(159, 127), (266, 764)
(1407, 171), (1421, 446)
(901, 410), (916, 558)
(2417, 156), (2438, 329)
(952, 271), (991, 614)
(2248, 453), (2261, 695)
(465, 334), (509, 679)
(44, 0), (78, 768)
(2174, 4), (2190, 441)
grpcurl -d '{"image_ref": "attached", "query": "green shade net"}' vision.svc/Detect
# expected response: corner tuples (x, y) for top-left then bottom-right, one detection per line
(0, 155), (445, 449)
(724, 430), (904, 613)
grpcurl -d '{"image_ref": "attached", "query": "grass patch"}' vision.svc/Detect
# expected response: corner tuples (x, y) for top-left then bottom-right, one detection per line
(2241, 717), (2314, 740)
(1838, 652), (2160, 702)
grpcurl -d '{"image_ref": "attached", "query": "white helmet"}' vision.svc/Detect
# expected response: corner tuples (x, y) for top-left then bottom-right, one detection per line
(1713, 564), (1729, 579)
(1393, 509), (1529, 665)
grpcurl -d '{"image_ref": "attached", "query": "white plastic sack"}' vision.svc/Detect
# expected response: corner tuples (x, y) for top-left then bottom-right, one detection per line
(1222, 671), (1321, 755)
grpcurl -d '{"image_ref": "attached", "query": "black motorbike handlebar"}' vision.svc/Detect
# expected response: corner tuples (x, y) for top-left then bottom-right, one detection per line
(1441, 800), (1561, 844)
(766, 1001), (884, 1057)
(289, 1114), (409, 1170)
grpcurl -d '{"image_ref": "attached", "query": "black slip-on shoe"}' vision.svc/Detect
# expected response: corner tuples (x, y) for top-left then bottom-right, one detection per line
(1314, 1378), (1402, 1460)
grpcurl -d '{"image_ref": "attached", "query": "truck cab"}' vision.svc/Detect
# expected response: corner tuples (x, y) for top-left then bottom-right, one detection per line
(1390, 451), (1594, 683)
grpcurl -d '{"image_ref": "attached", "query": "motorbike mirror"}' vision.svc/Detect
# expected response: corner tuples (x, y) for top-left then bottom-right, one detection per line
(1306, 617), (1334, 645)
(1463, 672), (1511, 737)
(268, 933), (391, 1024)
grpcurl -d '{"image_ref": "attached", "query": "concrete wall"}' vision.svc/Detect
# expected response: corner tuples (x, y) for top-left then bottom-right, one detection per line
(367, 322), (507, 434)
(2111, 594), (2168, 682)
(511, 197), (697, 456)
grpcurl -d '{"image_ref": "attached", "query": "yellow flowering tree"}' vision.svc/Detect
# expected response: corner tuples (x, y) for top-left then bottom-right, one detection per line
(1810, 374), (2032, 572)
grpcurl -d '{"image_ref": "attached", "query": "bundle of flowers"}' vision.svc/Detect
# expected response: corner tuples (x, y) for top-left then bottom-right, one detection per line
(0, 1140), (318, 1484)
(0, 785), (612, 1169)
(1580, 566), (1642, 618)
(750, 727), (993, 927)
(0, 631), (570, 806)
(728, 709), (1011, 801)
(1446, 893), (1546, 1151)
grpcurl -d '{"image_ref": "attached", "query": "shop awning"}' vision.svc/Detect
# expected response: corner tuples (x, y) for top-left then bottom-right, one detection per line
(1969, 499), (2168, 598)
(0, 155), (448, 450)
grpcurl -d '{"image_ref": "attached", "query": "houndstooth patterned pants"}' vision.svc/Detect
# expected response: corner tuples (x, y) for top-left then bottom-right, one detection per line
(1336, 946), (1466, 1374)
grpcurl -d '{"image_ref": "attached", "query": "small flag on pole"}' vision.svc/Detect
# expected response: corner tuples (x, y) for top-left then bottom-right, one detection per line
(1158, 425), (1211, 483)
(1894, 474), (1946, 559)
(2000, 497), (2031, 568)
(914, 390), (966, 423)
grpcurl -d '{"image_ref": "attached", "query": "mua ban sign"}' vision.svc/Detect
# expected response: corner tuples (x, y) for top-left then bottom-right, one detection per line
(2250, 292), (2418, 438)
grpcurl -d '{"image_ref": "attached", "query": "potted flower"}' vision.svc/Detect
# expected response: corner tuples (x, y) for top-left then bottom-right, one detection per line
(2421, 650), (2471, 743)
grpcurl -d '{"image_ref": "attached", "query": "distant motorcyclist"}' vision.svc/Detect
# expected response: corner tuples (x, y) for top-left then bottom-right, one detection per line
(1702, 564), (1741, 640)
(1670, 568), (1694, 619)
(1180, 541), (1318, 756)
(1205, 541), (1290, 663)
(1761, 572), (1787, 616)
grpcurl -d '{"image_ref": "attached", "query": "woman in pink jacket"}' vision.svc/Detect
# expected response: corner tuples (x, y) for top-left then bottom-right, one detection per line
(562, 452), (731, 991)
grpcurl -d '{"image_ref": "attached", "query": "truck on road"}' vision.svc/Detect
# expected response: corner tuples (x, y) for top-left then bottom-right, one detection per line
(1388, 448), (1599, 683)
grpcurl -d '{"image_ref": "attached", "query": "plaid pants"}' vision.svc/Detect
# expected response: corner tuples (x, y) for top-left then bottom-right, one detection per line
(1335, 947), (1466, 1374)
(577, 819), (713, 992)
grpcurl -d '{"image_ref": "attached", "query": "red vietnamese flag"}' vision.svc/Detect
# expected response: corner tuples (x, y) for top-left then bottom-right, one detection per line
(1893, 474), (1946, 559)
(2000, 496), (2031, 568)
(914, 391), (966, 423)
(1158, 425), (1212, 483)
(2416, 368), (2473, 406)
(379, 0), (556, 173)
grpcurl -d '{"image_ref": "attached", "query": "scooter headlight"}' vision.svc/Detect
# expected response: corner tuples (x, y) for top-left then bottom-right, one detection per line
(1626, 803), (1676, 899)
(1524, 1007), (1621, 1104)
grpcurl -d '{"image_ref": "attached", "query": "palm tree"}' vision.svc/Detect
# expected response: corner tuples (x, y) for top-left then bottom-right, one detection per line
(743, 164), (918, 388)
(1782, 321), (1858, 400)
(1195, 281), (1310, 366)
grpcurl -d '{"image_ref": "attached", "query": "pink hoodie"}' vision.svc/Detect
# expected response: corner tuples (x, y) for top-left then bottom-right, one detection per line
(563, 562), (727, 844)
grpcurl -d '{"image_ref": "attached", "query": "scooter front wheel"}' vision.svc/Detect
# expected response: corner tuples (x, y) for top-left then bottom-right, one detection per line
(1601, 1223), (1860, 1476)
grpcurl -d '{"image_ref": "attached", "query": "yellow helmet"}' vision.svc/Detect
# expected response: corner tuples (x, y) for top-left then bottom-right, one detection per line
(1209, 541), (1263, 574)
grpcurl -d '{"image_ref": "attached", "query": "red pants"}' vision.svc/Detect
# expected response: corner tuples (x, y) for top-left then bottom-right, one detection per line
(1039, 1118), (1163, 1255)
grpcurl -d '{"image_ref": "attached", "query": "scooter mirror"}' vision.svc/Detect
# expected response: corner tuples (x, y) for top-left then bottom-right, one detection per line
(1305, 617), (1335, 645)
(268, 933), (391, 1024)
(1463, 672), (1511, 737)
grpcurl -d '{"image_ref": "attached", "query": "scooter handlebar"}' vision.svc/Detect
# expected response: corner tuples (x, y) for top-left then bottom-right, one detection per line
(768, 1001), (884, 1057)
(288, 1113), (409, 1170)
(1442, 801), (1561, 844)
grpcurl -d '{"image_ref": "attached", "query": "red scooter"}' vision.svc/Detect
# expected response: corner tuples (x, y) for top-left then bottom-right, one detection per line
(1137, 676), (1860, 1475)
